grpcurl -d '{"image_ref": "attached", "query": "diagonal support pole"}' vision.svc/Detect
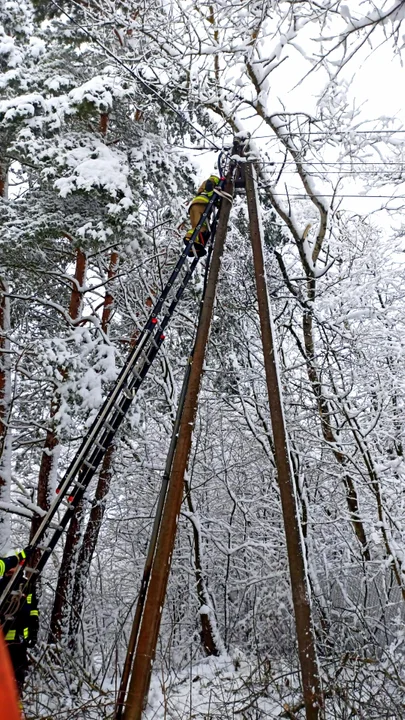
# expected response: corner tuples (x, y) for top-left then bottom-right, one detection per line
(114, 359), (191, 720)
(116, 232), (219, 719)
(245, 158), (322, 719)
(121, 157), (236, 720)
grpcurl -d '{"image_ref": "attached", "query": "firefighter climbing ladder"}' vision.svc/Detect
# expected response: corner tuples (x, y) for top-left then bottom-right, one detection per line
(0, 183), (228, 626)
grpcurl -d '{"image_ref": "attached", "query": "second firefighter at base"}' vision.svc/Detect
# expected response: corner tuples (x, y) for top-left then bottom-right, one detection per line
(184, 175), (221, 257)
(0, 550), (39, 694)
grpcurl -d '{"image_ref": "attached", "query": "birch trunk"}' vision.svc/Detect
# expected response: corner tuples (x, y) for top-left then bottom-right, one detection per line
(0, 163), (11, 550)
(0, 278), (12, 550)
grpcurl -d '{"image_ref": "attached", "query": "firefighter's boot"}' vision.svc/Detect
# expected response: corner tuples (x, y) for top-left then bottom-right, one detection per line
(184, 229), (209, 257)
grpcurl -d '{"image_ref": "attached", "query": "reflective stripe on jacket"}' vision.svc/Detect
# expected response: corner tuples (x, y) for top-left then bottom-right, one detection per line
(190, 194), (210, 206)
(188, 175), (220, 210)
(5, 626), (29, 642)
(3, 585), (39, 645)
(0, 555), (19, 579)
(27, 593), (38, 617)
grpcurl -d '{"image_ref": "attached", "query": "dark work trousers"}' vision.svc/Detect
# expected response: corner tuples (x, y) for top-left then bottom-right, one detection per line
(7, 641), (29, 694)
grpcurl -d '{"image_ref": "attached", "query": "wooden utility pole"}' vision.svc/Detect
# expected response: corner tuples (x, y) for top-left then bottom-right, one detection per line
(121, 159), (236, 720)
(115, 360), (191, 720)
(245, 158), (322, 719)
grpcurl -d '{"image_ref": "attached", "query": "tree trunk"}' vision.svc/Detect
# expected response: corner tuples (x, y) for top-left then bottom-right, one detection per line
(48, 499), (84, 642)
(0, 162), (11, 550)
(275, 248), (370, 561)
(67, 249), (119, 647)
(184, 478), (223, 656)
(301, 292), (370, 560)
(47, 248), (87, 642)
(0, 278), (12, 550)
(0, 160), (8, 200)
(49, 112), (117, 641)
(122, 164), (235, 720)
(68, 443), (114, 645)
(32, 247), (87, 554)
(29, 397), (60, 552)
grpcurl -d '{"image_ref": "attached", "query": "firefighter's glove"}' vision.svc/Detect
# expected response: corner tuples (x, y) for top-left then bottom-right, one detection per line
(17, 549), (27, 565)
(27, 632), (38, 648)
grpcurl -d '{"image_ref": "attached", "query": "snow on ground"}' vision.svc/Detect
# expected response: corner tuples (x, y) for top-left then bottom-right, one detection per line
(22, 642), (405, 718)
(145, 654), (293, 719)
(23, 649), (301, 719)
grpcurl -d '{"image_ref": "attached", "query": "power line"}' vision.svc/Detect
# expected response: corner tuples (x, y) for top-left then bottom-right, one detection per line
(252, 130), (405, 138)
(49, 0), (226, 156)
(41, 2), (405, 208)
(177, 155), (405, 167)
(262, 171), (405, 175)
(48, 0), (405, 149)
(258, 190), (405, 199)
(259, 161), (405, 167)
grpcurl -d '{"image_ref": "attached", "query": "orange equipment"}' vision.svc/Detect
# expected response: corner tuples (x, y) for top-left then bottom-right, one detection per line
(0, 627), (22, 720)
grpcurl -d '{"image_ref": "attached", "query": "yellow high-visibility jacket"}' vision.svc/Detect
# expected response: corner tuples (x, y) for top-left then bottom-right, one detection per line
(4, 587), (39, 644)
(189, 175), (220, 209)
(0, 553), (21, 579)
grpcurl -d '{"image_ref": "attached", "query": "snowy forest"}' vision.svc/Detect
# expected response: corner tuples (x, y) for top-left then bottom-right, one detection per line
(2, 1), (405, 718)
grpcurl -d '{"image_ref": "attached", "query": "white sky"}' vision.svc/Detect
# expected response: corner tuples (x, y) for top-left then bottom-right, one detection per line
(193, 18), (405, 233)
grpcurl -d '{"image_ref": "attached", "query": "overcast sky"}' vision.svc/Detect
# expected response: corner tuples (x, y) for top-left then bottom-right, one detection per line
(192, 16), (405, 234)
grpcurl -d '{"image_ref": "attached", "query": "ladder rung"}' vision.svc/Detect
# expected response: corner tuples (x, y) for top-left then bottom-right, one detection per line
(129, 365), (143, 377)
(133, 358), (148, 371)
(113, 404), (126, 416)
(73, 481), (87, 490)
(104, 422), (117, 433)
(92, 440), (109, 452)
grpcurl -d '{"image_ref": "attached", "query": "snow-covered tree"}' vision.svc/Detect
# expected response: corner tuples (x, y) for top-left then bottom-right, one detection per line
(3, 0), (405, 717)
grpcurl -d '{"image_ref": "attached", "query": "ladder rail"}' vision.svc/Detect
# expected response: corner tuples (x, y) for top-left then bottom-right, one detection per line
(42, 253), (200, 529)
(55, 195), (217, 496)
(24, 197), (217, 549)
(0, 197), (219, 618)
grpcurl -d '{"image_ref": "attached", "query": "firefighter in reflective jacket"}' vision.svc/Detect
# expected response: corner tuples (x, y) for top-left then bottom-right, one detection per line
(184, 175), (221, 257)
(0, 550), (38, 694)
